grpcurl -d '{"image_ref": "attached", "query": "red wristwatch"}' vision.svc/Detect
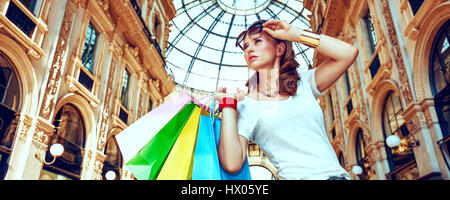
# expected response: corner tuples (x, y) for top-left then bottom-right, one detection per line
(219, 97), (237, 111)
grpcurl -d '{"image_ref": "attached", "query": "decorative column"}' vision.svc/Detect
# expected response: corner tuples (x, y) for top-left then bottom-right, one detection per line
(97, 39), (123, 152)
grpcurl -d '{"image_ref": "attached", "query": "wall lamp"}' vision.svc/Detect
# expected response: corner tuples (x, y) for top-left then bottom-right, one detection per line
(35, 135), (64, 165)
(386, 134), (420, 149)
(105, 169), (122, 180)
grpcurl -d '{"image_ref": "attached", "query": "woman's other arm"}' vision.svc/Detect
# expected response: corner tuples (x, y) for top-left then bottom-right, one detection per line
(263, 20), (359, 92)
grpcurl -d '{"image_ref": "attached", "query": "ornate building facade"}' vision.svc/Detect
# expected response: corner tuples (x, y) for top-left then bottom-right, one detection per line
(0, 0), (176, 180)
(304, 0), (449, 180)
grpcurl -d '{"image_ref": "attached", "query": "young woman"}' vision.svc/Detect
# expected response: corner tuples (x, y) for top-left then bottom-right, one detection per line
(215, 19), (359, 180)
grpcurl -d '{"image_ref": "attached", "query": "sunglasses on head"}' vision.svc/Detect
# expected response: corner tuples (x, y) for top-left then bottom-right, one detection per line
(235, 20), (267, 51)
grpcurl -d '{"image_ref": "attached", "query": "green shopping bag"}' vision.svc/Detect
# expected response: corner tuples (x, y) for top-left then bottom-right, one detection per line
(125, 102), (196, 180)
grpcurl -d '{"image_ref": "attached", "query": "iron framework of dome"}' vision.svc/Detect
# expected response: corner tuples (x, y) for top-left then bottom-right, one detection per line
(166, 0), (314, 93)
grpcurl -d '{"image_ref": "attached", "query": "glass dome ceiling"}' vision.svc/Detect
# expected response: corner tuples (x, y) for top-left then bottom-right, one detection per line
(166, 0), (313, 93)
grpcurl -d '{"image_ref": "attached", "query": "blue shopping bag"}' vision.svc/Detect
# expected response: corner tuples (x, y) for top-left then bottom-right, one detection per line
(192, 111), (252, 180)
(212, 119), (252, 180)
(192, 114), (222, 180)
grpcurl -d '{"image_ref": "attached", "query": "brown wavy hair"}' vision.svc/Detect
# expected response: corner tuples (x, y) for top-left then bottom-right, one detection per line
(244, 20), (300, 96)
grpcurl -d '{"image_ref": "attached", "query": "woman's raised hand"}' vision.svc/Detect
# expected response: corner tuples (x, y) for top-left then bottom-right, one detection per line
(215, 87), (246, 103)
(262, 20), (303, 42)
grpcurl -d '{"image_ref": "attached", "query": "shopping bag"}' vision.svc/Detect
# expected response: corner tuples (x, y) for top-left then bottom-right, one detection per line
(124, 102), (196, 180)
(191, 112), (222, 180)
(116, 92), (193, 164)
(156, 106), (202, 180)
(212, 120), (252, 180)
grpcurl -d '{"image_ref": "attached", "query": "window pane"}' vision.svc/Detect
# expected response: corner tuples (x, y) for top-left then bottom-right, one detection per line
(408, 0), (424, 15)
(81, 24), (98, 73)
(58, 105), (85, 146)
(148, 99), (153, 112)
(356, 130), (366, 162)
(121, 69), (130, 108)
(105, 137), (122, 167)
(0, 53), (21, 112)
(18, 0), (37, 15)
(0, 67), (11, 87)
(78, 69), (94, 91)
(365, 12), (377, 53)
(383, 107), (392, 136)
(3, 68), (21, 111)
(433, 55), (446, 93)
(0, 67), (11, 101)
(344, 71), (351, 98)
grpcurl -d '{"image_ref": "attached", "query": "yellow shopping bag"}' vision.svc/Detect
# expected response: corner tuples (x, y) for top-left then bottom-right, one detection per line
(156, 106), (202, 180)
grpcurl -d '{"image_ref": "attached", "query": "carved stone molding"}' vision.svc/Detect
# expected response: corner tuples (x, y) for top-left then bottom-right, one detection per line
(93, 151), (107, 180)
(419, 98), (436, 128)
(402, 102), (426, 135)
(97, 58), (117, 151)
(380, 0), (414, 106)
(16, 113), (34, 139)
(39, 2), (76, 120)
(72, 0), (88, 8)
(32, 118), (55, 145)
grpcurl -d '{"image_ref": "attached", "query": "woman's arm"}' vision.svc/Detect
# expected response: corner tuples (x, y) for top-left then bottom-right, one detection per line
(263, 20), (359, 92)
(218, 107), (249, 173)
(215, 87), (248, 173)
(313, 34), (359, 92)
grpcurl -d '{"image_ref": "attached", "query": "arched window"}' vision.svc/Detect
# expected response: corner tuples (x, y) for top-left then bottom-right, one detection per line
(0, 51), (21, 179)
(355, 128), (370, 180)
(382, 91), (418, 180)
(102, 135), (123, 180)
(40, 104), (86, 180)
(432, 20), (450, 171)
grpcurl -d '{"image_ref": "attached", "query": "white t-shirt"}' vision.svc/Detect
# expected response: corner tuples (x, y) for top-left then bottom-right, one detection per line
(237, 68), (350, 180)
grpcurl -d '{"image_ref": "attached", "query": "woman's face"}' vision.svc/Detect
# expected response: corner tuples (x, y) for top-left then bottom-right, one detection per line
(242, 31), (279, 71)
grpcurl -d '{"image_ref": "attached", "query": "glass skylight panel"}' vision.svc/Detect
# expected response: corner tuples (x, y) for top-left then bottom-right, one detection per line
(176, 36), (199, 55)
(245, 15), (260, 25)
(167, 62), (187, 83)
(267, 3), (282, 15)
(186, 3), (205, 18)
(185, 25), (207, 44)
(221, 51), (245, 66)
(208, 5), (223, 19)
(186, 73), (217, 92)
(277, 8), (296, 22)
(167, 47), (190, 70)
(197, 14), (215, 31)
(257, 11), (272, 21)
(286, 0), (303, 11)
(219, 65), (250, 81)
(196, 45), (221, 63)
(168, 24), (180, 41)
(211, 20), (231, 36)
(203, 33), (226, 50)
(190, 59), (220, 79)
